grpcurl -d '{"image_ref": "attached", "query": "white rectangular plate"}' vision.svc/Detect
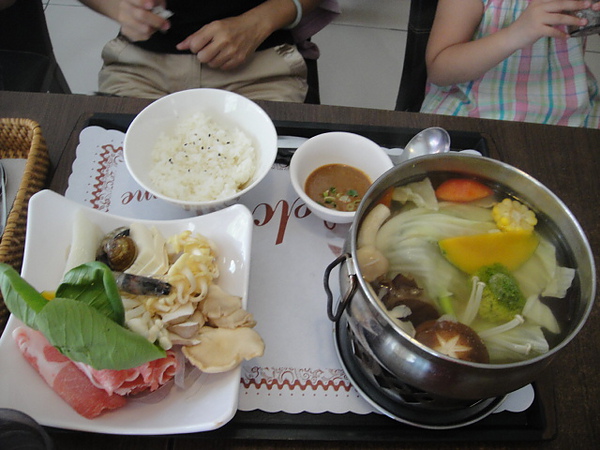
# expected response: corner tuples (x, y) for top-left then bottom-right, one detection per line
(0, 190), (253, 435)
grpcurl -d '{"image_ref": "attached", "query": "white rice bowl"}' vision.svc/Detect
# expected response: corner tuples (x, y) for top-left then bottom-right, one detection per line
(123, 88), (277, 214)
(150, 113), (256, 202)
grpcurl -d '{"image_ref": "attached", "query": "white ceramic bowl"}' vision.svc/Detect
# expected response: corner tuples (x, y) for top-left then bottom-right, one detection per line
(289, 132), (393, 223)
(124, 88), (277, 214)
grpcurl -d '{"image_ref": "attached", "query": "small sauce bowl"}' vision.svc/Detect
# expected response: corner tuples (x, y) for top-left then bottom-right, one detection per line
(289, 132), (393, 223)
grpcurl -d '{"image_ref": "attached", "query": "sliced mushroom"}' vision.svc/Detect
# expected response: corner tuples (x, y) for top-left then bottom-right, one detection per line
(168, 321), (200, 339)
(160, 302), (196, 326)
(209, 308), (256, 329)
(395, 298), (440, 327)
(168, 331), (201, 347)
(183, 326), (265, 373)
(200, 284), (257, 328)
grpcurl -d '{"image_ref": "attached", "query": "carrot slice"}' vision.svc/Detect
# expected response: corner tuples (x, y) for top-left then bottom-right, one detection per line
(377, 187), (394, 208)
(435, 178), (493, 203)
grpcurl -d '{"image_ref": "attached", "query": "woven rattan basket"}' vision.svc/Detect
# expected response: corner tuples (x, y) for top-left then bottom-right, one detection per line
(0, 118), (50, 333)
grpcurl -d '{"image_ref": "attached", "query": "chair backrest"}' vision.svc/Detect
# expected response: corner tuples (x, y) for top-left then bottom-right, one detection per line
(0, 0), (70, 93)
(395, 0), (438, 112)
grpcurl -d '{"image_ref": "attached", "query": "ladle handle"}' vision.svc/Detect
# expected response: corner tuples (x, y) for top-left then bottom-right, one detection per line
(324, 253), (358, 322)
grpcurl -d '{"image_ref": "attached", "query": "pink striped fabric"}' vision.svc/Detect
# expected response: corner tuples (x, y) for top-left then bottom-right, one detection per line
(420, 0), (600, 128)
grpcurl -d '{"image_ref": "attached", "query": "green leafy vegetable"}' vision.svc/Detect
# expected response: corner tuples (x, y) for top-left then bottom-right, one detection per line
(36, 298), (165, 370)
(56, 261), (124, 325)
(0, 261), (165, 370)
(0, 263), (48, 329)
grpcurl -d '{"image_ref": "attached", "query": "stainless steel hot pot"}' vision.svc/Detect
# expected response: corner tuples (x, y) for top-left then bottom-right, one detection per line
(325, 153), (596, 401)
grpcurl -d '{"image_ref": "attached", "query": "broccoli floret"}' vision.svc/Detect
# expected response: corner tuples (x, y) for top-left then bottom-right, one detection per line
(475, 263), (526, 323)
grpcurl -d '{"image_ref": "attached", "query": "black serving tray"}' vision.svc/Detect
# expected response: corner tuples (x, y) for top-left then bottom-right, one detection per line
(83, 112), (492, 160)
(53, 112), (554, 442)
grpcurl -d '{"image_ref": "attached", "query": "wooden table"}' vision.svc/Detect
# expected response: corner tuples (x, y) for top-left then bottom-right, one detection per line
(0, 91), (599, 450)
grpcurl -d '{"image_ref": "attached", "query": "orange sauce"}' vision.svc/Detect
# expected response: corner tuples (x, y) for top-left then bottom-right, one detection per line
(304, 164), (371, 212)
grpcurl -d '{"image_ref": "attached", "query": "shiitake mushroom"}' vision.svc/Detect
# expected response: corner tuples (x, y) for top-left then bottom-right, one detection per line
(379, 274), (440, 327)
(415, 319), (490, 364)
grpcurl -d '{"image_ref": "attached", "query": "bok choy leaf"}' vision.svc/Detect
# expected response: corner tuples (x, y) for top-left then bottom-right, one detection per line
(0, 261), (165, 370)
(56, 261), (125, 325)
(0, 263), (48, 329)
(36, 298), (165, 370)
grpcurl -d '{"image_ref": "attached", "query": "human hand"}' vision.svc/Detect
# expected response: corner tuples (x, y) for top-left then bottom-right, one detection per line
(117, 0), (171, 42)
(510, 0), (591, 44)
(176, 15), (268, 70)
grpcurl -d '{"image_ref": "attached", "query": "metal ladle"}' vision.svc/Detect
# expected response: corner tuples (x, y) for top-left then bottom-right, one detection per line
(404, 127), (451, 159)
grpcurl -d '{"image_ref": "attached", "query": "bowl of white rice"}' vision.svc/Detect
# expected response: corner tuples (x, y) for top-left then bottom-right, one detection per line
(124, 88), (277, 213)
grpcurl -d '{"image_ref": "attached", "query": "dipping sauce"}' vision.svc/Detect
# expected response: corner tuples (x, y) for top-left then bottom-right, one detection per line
(304, 164), (371, 211)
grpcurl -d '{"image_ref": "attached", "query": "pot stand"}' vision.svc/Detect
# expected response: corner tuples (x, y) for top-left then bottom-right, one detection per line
(334, 313), (506, 430)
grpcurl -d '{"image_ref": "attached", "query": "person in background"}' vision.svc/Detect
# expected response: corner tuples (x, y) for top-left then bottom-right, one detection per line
(0, 0), (16, 10)
(78, 0), (337, 102)
(420, 0), (600, 128)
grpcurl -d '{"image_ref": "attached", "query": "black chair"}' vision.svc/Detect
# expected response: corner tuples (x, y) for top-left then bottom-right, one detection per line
(304, 57), (320, 104)
(395, 0), (438, 112)
(0, 408), (54, 450)
(0, 0), (71, 93)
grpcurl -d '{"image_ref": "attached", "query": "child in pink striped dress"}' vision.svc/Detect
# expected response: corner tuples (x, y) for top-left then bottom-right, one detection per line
(420, 0), (600, 128)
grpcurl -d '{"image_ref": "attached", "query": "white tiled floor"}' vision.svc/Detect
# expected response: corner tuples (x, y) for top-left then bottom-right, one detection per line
(44, 0), (600, 111)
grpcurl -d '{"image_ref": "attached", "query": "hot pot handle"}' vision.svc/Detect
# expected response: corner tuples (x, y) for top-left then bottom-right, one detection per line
(324, 253), (358, 322)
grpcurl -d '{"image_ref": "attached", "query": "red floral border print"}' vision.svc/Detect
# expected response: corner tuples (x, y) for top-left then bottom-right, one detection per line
(90, 144), (123, 211)
(241, 366), (353, 392)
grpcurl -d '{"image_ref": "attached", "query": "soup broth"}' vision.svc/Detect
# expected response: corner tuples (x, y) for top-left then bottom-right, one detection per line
(359, 172), (578, 364)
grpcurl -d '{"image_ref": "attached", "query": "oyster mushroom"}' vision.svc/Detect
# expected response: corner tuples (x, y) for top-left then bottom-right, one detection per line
(169, 321), (201, 339)
(210, 309), (256, 329)
(164, 306), (203, 342)
(201, 284), (256, 328)
(183, 326), (265, 373)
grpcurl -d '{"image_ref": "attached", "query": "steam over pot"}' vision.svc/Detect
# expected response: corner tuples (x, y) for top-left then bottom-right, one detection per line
(325, 153), (596, 400)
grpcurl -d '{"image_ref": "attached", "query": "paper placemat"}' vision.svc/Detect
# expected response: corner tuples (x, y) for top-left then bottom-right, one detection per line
(64, 126), (533, 416)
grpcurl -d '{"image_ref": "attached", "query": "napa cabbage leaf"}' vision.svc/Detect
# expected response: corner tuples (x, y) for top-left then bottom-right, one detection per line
(375, 204), (498, 305)
(479, 323), (550, 363)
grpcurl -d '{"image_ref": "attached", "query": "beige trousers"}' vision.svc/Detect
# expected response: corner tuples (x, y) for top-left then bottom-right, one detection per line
(98, 36), (308, 102)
